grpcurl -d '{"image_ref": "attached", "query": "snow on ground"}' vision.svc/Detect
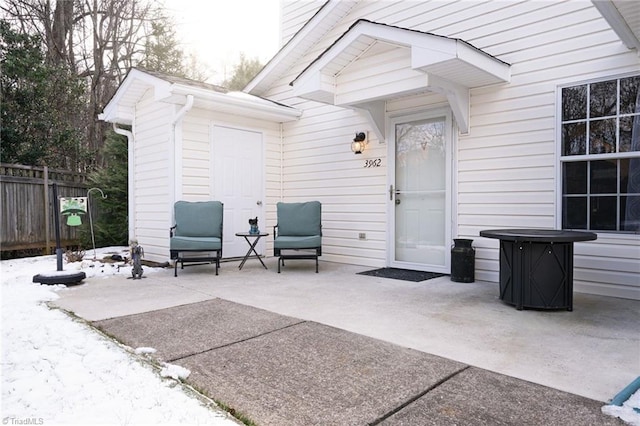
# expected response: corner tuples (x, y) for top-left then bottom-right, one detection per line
(1, 247), (639, 425)
(603, 389), (640, 426)
(1, 247), (240, 425)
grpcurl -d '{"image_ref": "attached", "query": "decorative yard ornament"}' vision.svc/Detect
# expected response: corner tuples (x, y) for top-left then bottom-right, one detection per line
(129, 240), (144, 280)
(32, 183), (86, 286)
(249, 217), (259, 234)
(60, 197), (87, 226)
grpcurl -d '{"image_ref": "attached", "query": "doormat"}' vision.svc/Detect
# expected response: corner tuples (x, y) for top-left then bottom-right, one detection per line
(357, 268), (446, 282)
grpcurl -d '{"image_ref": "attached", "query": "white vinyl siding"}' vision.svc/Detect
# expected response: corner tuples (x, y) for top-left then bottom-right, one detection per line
(131, 98), (284, 263)
(132, 95), (173, 262)
(281, 0), (326, 46)
(574, 234), (640, 300)
(264, 0), (639, 299)
(178, 107), (283, 255)
(281, 102), (387, 266)
(334, 44), (425, 106)
(180, 111), (211, 198)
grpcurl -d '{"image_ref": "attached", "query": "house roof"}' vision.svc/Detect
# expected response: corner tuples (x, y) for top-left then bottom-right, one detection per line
(140, 68), (228, 93)
(249, 0), (640, 101)
(291, 19), (511, 89)
(592, 0), (640, 53)
(244, 0), (359, 95)
(289, 19), (511, 137)
(244, 1), (513, 136)
(100, 68), (301, 125)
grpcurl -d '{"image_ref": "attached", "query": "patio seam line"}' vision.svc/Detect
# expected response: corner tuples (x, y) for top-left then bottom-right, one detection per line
(366, 365), (471, 426)
(164, 320), (308, 363)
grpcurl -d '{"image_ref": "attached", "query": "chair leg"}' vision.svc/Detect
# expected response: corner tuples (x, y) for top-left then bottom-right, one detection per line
(316, 256), (319, 273)
(174, 260), (178, 277)
(278, 257), (281, 273)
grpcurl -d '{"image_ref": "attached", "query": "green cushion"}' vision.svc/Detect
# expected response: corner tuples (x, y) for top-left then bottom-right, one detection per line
(276, 201), (321, 236)
(170, 236), (221, 251)
(274, 235), (321, 249)
(174, 201), (223, 238)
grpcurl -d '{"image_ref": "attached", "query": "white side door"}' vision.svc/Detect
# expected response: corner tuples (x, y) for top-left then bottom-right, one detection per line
(212, 125), (264, 258)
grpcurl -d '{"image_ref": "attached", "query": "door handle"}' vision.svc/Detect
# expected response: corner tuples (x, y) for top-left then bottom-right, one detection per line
(389, 185), (394, 200)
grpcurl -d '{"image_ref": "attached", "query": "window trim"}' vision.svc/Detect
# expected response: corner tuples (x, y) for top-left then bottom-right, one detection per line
(556, 72), (640, 234)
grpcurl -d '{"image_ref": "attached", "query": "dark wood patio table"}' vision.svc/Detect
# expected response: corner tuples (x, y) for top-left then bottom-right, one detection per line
(479, 229), (597, 311)
(236, 232), (269, 270)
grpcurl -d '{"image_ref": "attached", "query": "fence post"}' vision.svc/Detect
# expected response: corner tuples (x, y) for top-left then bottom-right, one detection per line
(44, 166), (50, 254)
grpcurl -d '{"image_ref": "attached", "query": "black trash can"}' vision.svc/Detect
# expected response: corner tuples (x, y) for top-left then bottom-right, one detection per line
(451, 238), (475, 282)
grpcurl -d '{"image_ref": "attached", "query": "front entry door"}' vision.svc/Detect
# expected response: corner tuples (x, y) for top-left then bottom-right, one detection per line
(389, 111), (451, 273)
(212, 125), (264, 258)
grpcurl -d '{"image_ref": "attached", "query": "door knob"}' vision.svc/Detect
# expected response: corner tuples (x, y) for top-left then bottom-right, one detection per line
(256, 201), (262, 206)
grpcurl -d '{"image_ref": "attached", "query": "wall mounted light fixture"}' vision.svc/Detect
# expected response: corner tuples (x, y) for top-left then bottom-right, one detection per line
(351, 131), (368, 154)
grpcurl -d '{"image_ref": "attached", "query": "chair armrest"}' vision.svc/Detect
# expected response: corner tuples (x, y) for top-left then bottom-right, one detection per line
(170, 225), (176, 237)
(273, 224), (278, 238)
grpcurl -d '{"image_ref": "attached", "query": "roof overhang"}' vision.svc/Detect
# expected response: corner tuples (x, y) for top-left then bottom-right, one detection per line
(100, 68), (301, 125)
(592, 0), (640, 54)
(290, 20), (511, 138)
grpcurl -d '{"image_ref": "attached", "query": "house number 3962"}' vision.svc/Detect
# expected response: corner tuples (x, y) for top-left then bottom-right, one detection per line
(364, 159), (382, 168)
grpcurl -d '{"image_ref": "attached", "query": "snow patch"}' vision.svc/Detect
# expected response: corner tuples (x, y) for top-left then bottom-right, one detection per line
(135, 347), (158, 355)
(602, 389), (640, 426)
(160, 363), (191, 381)
(1, 246), (238, 425)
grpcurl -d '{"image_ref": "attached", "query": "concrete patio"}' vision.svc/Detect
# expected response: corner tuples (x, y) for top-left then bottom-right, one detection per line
(51, 257), (639, 406)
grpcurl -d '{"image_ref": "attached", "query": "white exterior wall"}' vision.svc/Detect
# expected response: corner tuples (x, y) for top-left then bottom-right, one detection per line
(281, 100), (387, 266)
(266, 0), (639, 298)
(131, 92), (174, 262)
(280, 0), (326, 46)
(180, 110), (212, 199)
(177, 107), (284, 255)
(450, 2), (640, 299)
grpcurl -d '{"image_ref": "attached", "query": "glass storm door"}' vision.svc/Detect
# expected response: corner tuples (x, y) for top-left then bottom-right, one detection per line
(390, 113), (451, 273)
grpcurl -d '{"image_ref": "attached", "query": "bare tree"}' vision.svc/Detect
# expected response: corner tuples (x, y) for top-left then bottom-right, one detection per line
(1, 0), (173, 168)
(50, 0), (73, 65)
(1, 0), (75, 66)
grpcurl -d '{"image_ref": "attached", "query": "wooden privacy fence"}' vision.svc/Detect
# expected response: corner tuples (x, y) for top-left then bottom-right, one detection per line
(1, 163), (90, 255)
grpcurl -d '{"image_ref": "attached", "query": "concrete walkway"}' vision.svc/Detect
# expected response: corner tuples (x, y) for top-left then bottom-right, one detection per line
(51, 258), (638, 424)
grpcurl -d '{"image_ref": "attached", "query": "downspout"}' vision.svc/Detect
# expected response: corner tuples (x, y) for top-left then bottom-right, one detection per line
(113, 123), (134, 242)
(171, 94), (194, 207)
(174, 94), (194, 125)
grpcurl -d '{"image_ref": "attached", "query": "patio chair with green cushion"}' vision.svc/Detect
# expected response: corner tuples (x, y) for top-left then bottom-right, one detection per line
(170, 200), (223, 277)
(273, 201), (322, 273)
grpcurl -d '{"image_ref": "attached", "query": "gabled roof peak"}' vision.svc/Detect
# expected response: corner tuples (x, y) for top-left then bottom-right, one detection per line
(291, 19), (510, 87)
(244, 0), (359, 95)
(288, 18), (511, 136)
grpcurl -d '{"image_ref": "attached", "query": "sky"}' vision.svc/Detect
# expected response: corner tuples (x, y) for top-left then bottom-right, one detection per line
(162, 0), (282, 84)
